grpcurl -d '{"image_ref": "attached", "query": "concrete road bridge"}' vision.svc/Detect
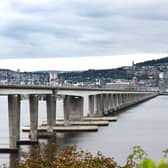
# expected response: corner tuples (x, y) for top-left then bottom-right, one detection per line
(0, 84), (159, 151)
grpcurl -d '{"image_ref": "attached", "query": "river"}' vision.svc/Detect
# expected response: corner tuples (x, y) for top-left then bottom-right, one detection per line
(0, 95), (168, 166)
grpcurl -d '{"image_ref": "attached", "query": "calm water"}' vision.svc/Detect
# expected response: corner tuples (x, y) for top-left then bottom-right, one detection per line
(0, 95), (168, 166)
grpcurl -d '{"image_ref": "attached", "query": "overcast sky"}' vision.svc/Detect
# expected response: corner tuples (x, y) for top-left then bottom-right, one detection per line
(0, 0), (168, 71)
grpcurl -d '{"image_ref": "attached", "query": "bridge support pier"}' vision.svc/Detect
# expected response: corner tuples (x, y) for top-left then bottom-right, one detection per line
(64, 95), (83, 125)
(29, 95), (38, 142)
(89, 94), (111, 117)
(129, 94), (134, 105)
(122, 94), (127, 108)
(89, 95), (94, 117)
(111, 94), (116, 111)
(46, 95), (56, 132)
(115, 94), (120, 111)
(103, 94), (109, 115)
(96, 94), (103, 116)
(8, 95), (20, 149)
(125, 94), (129, 106)
(93, 95), (97, 115)
(84, 95), (89, 117)
(120, 94), (125, 109)
(118, 94), (123, 109)
(110, 94), (114, 112)
(108, 94), (113, 113)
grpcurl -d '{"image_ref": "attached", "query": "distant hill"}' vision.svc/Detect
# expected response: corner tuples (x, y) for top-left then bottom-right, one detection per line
(58, 56), (168, 82)
(136, 56), (168, 67)
(58, 67), (135, 82)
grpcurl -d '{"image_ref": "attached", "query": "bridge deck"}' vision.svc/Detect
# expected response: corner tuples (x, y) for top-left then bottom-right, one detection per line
(0, 84), (158, 95)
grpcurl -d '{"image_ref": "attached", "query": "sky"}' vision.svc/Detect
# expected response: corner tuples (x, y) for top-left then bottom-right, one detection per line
(0, 0), (168, 71)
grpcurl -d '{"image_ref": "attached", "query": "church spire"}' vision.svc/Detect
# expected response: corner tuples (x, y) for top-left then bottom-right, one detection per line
(132, 60), (135, 67)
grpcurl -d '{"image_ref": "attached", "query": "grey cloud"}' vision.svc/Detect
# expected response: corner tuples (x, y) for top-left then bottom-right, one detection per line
(0, 0), (168, 59)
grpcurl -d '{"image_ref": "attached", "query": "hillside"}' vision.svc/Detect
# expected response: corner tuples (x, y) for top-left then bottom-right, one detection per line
(136, 56), (168, 66)
(58, 56), (168, 82)
(59, 68), (134, 82)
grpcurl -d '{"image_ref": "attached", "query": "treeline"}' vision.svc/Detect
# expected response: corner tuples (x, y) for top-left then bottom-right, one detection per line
(136, 56), (168, 67)
(58, 56), (168, 82)
(9, 142), (168, 168)
(58, 68), (134, 82)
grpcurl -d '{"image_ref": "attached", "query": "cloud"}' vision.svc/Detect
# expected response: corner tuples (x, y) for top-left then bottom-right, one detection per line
(0, 0), (168, 59)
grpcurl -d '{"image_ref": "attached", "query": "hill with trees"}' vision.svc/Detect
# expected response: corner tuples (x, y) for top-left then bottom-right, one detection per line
(58, 56), (168, 83)
(136, 56), (168, 67)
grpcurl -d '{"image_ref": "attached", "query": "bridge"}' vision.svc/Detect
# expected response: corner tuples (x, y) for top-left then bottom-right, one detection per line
(0, 84), (159, 151)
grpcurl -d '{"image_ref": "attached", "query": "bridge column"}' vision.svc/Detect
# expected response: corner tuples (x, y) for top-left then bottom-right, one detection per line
(46, 95), (56, 132)
(64, 95), (83, 125)
(111, 94), (116, 112)
(137, 93), (140, 102)
(107, 94), (112, 113)
(84, 95), (89, 117)
(127, 94), (131, 105)
(140, 93), (144, 101)
(125, 94), (129, 107)
(116, 94), (121, 110)
(104, 94), (109, 115)
(112, 94), (117, 111)
(93, 95), (97, 115)
(134, 94), (138, 103)
(63, 95), (70, 125)
(29, 95), (38, 141)
(122, 93), (127, 108)
(8, 95), (20, 149)
(96, 94), (103, 116)
(120, 94), (125, 109)
(127, 93), (131, 105)
(138, 93), (145, 102)
(86, 95), (97, 116)
(100, 94), (105, 114)
(120, 94), (124, 109)
(121, 94), (125, 108)
(130, 94), (134, 105)
(101, 94), (104, 115)
(89, 94), (104, 117)
(89, 95), (94, 117)
(101, 94), (105, 114)
(131, 94), (135, 104)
